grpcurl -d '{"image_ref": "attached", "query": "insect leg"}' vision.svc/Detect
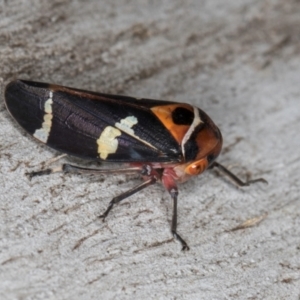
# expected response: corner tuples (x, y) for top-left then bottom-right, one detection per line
(43, 154), (68, 167)
(26, 166), (63, 179)
(169, 187), (190, 251)
(99, 176), (157, 220)
(211, 161), (268, 186)
(26, 163), (143, 179)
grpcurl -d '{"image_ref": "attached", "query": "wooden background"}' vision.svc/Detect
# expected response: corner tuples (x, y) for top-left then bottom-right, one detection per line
(0, 0), (299, 299)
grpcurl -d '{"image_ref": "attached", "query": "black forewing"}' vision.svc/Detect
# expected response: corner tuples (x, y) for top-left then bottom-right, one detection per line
(5, 80), (183, 163)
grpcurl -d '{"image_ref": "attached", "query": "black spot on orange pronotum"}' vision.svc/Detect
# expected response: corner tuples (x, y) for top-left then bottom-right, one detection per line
(171, 107), (194, 125)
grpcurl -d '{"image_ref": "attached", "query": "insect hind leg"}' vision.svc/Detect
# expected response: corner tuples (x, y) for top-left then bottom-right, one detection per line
(26, 165), (63, 179)
(26, 163), (143, 180)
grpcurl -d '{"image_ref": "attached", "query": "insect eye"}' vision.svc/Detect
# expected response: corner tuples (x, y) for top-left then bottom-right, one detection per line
(184, 158), (208, 176)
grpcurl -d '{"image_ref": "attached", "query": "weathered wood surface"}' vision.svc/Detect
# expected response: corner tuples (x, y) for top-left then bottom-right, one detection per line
(0, 1), (299, 299)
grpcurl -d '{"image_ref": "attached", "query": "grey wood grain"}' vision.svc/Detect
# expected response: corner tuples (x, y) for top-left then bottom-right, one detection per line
(0, 1), (299, 299)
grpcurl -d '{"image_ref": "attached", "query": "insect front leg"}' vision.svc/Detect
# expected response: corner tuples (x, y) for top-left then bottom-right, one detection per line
(162, 169), (189, 251)
(211, 161), (268, 186)
(169, 187), (190, 251)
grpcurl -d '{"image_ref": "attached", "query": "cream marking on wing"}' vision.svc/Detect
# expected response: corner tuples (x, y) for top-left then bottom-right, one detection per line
(181, 106), (202, 158)
(115, 115), (157, 150)
(97, 126), (121, 160)
(33, 91), (53, 143)
(115, 116), (138, 136)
